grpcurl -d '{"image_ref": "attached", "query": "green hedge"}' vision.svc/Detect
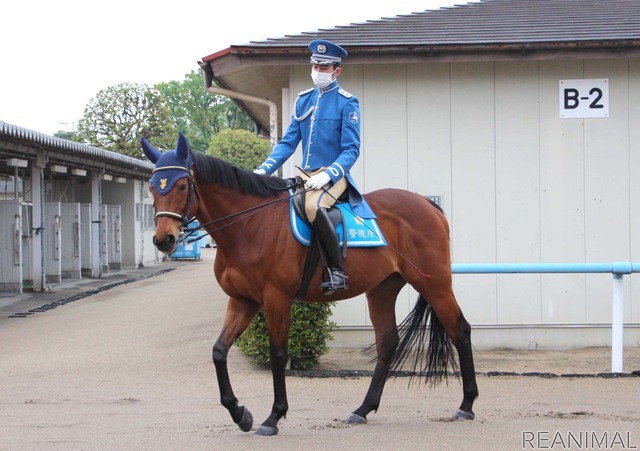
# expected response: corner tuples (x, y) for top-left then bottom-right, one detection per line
(235, 302), (335, 370)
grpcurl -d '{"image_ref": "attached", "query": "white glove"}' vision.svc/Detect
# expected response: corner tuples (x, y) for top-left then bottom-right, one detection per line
(253, 168), (266, 175)
(305, 171), (331, 190)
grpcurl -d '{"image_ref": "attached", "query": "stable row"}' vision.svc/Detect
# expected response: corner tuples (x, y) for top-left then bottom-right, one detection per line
(0, 200), (121, 292)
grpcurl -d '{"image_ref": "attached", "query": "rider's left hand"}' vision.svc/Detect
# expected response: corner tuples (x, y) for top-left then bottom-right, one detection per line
(305, 172), (331, 190)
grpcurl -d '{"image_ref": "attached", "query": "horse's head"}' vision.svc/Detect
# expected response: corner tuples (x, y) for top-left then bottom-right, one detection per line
(141, 133), (198, 255)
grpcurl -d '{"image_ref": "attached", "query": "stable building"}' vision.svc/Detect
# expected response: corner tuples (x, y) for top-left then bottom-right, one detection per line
(199, 0), (640, 350)
(0, 121), (160, 293)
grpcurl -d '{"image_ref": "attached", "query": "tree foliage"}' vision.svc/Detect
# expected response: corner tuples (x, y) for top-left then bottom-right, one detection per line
(53, 130), (78, 141)
(207, 128), (271, 170)
(76, 82), (175, 158)
(155, 70), (254, 152)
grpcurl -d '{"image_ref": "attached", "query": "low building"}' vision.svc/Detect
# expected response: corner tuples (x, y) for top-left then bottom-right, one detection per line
(0, 121), (159, 293)
(199, 0), (640, 350)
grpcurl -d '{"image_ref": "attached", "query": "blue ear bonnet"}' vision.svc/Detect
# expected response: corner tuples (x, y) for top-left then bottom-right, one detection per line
(142, 133), (193, 195)
(149, 150), (192, 195)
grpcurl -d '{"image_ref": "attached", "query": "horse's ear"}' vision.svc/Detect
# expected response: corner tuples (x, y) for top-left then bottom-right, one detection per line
(176, 133), (189, 163)
(141, 137), (161, 163)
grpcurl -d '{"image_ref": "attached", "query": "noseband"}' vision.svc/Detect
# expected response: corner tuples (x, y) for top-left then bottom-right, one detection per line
(152, 165), (197, 230)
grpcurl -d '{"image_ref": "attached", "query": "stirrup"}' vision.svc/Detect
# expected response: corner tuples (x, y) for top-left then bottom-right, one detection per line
(320, 270), (349, 294)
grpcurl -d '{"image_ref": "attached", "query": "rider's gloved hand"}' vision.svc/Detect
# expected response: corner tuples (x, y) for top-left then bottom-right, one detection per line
(253, 168), (266, 175)
(305, 171), (331, 190)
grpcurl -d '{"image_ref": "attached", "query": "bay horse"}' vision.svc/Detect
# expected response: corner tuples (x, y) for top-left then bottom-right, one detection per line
(142, 133), (478, 436)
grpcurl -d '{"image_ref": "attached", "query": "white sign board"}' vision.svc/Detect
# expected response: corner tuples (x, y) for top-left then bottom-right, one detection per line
(559, 79), (609, 118)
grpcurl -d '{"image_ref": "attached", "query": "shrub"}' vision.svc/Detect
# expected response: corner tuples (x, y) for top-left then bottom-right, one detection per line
(236, 302), (335, 370)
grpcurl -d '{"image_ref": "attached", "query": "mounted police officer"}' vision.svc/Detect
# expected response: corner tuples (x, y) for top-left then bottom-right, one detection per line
(254, 39), (375, 294)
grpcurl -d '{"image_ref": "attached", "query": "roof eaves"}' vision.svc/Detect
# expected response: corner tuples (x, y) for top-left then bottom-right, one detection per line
(0, 121), (154, 172)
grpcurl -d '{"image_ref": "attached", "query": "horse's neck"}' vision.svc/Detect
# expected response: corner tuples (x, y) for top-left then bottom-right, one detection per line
(194, 182), (276, 249)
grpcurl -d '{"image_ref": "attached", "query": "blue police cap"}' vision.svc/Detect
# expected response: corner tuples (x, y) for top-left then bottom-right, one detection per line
(309, 40), (348, 65)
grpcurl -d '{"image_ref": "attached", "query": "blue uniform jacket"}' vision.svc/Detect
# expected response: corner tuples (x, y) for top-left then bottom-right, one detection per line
(258, 80), (376, 219)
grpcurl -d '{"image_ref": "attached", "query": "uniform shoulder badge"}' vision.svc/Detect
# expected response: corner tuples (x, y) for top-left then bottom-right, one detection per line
(338, 89), (353, 98)
(297, 88), (314, 97)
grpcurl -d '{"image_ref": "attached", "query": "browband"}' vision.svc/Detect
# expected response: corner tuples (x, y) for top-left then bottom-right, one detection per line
(152, 165), (190, 174)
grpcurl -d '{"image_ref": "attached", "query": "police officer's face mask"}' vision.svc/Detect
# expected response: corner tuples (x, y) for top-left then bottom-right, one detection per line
(311, 68), (336, 89)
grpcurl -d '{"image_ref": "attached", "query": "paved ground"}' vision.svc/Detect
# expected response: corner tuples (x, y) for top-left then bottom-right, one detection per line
(1, 248), (639, 450)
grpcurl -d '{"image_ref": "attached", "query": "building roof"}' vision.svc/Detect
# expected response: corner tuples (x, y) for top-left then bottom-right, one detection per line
(243, 0), (640, 48)
(200, 0), (640, 134)
(0, 121), (154, 179)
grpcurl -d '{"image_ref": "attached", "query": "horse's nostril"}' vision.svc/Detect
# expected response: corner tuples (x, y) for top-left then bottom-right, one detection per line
(153, 234), (176, 252)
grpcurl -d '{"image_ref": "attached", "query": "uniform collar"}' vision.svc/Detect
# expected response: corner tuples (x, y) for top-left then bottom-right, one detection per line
(318, 79), (339, 93)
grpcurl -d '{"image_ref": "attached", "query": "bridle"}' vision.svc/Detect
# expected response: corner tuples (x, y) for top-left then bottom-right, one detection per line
(151, 164), (198, 231)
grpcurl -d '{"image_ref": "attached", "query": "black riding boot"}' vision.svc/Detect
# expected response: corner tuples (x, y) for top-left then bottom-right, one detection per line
(312, 207), (349, 293)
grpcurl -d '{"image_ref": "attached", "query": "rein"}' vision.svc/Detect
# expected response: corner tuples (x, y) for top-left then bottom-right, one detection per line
(181, 177), (308, 242)
(160, 165), (431, 280)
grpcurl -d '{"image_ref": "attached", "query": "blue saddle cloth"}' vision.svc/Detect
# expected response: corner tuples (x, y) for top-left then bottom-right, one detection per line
(289, 193), (386, 248)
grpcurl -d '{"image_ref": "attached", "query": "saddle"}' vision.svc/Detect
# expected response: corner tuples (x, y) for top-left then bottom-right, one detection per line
(287, 178), (386, 299)
(291, 179), (348, 257)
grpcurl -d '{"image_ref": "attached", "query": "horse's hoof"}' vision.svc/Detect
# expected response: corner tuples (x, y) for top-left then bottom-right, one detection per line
(453, 409), (475, 420)
(235, 406), (253, 432)
(255, 424), (279, 436)
(345, 413), (367, 424)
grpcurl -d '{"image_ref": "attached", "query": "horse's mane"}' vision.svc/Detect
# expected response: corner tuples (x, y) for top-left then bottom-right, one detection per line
(190, 151), (289, 197)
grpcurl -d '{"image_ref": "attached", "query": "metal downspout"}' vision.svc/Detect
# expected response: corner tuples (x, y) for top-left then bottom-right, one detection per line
(198, 63), (278, 151)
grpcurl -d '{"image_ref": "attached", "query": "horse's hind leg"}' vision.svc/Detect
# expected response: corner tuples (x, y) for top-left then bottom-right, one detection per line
(212, 296), (261, 432)
(347, 274), (405, 424)
(425, 289), (478, 419)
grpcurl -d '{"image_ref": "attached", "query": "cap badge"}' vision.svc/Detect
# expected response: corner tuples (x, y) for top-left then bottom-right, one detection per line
(317, 44), (327, 54)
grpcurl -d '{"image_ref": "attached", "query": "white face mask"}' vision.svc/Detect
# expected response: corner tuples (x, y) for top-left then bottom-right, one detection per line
(311, 69), (335, 88)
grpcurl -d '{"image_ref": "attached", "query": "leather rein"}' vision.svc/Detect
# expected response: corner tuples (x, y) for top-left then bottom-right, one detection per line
(153, 167), (307, 241)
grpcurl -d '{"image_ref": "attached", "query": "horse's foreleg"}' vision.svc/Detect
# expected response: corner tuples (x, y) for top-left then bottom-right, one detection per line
(212, 296), (261, 432)
(255, 299), (293, 436)
(348, 275), (405, 424)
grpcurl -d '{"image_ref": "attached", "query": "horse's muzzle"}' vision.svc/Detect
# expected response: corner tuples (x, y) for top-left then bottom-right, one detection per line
(153, 233), (177, 254)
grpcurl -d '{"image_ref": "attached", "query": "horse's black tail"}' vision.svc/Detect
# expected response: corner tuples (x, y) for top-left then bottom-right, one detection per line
(388, 295), (459, 385)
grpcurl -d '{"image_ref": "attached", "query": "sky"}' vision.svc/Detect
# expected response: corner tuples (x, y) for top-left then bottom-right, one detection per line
(0, 0), (461, 135)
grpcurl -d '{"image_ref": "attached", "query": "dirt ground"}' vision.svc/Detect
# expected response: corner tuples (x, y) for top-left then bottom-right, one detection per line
(1, 248), (638, 450)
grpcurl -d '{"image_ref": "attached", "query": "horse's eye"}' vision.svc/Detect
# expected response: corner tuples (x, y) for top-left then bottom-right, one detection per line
(179, 183), (188, 192)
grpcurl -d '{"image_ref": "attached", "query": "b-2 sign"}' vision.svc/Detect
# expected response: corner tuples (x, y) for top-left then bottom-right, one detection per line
(559, 79), (609, 119)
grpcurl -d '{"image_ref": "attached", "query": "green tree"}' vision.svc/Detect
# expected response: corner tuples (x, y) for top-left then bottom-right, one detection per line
(77, 82), (175, 158)
(155, 70), (254, 152)
(207, 128), (270, 170)
(53, 130), (79, 141)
